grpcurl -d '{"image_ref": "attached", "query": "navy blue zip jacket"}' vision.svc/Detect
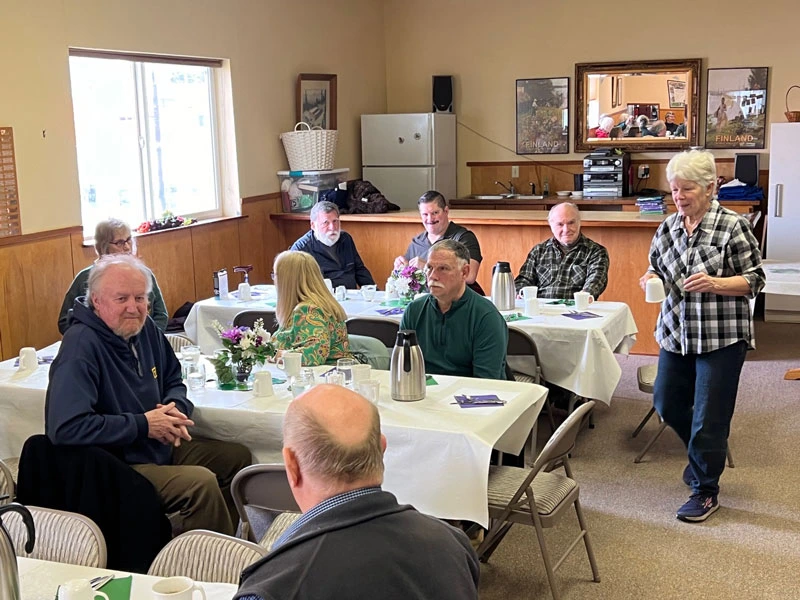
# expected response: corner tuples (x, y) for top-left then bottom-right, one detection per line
(45, 299), (191, 466)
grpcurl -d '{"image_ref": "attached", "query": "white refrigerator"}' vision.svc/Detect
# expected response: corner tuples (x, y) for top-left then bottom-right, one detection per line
(361, 113), (456, 210)
(765, 123), (800, 322)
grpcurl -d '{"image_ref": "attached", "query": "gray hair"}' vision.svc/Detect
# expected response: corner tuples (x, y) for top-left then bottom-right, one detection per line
(310, 201), (339, 221)
(427, 238), (469, 265)
(283, 398), (384, 484)
(548, 202), (581, 224)
(94, 218), (132, 256)
(418, 190), (447, 210)
(666, 149), (717, 191)
(87, 254), (153, 308)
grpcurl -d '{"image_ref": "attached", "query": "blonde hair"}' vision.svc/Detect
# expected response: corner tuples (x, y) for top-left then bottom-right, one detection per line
(666, 149), (717, 191)
(273, 251), (346, 327)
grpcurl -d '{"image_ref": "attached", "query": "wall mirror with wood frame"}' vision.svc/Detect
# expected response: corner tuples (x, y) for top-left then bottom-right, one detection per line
(575, 59), (701, 153)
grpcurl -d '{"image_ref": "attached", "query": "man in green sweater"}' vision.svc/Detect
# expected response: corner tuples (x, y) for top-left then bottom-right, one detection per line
(400, 239), (508, 380)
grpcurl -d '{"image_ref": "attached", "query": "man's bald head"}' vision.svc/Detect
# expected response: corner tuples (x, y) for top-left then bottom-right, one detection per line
(283, 385), (385, 499)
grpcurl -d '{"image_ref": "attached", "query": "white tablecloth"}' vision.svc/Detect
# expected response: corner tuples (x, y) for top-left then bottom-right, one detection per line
(185, 287), (638, 404)
(18, 557), (236, 600)
(0, 345), (545, 527)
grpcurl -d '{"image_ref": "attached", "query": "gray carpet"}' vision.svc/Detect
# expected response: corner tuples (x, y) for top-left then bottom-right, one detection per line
(478, 320), (800, 600)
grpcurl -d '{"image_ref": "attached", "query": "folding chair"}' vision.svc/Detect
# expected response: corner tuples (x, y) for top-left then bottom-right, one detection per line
(345, 317), (400, 348)
(165, 333), (194, 354)
(3, 505), (107, 567)
(231, 464), (302, 549)
(477, 401), (600, 600)
(634, 363), (734, 467)
(148, 529), (266, 584)
(507, 326), (556, 432)
(234, 310), (278, 333)
(0, 457), (18, 505)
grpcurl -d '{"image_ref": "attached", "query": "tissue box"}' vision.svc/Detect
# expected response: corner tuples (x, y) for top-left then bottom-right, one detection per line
(278, 168), (349, 213)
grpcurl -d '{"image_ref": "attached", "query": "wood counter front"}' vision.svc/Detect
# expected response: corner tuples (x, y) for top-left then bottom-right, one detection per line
(271, 210), (663, 354)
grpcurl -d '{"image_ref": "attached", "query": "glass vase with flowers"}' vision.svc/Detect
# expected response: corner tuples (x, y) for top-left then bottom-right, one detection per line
(208, 319), (276, 390)
(389, 265), (427, 303)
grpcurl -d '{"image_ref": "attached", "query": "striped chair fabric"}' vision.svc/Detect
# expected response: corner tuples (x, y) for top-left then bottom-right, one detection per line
(2, 505), (106, 567)
(258, 511), (302, 551)
(165, 333), (194, 353)
(487, 466), (577, 516)
(148, 529), (267, 584)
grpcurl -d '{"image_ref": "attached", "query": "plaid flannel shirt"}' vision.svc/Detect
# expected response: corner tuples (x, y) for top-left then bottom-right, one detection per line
(514, 234), (609, 299)
(648, 200), (765, 355)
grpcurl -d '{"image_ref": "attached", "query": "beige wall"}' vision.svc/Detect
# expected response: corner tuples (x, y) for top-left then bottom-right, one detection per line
(384, 0), (800, 196)
(1, 0), (387, 233)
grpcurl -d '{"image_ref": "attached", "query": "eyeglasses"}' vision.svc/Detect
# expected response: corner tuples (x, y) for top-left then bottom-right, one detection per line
(270, 271), (276, 282)
(109, 237), (132, 248)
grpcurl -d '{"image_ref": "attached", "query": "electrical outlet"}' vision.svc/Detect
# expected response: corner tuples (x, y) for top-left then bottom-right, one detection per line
(511, 165), (519, 178)
(637, 165), (650, 179)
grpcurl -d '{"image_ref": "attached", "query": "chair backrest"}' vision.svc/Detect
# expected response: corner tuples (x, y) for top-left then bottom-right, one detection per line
(2, 505), (107, 567)
(534, 401), (595, 475)
(147, 529), (267, 584)
(506, 326), (543, 384)
(165, 333), (194, 353)
(231, 464), (301, 543)
(345, 317), (400, 348)
(234, 310), (278, 333)
(0, 458), (16, 505)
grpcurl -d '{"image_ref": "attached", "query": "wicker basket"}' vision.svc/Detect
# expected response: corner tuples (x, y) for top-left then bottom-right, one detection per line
(280, 122), (338, 170)
(785, 85), (800, 122)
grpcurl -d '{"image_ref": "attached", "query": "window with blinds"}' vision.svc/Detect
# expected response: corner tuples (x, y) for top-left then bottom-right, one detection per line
(0, 127), (21, 238)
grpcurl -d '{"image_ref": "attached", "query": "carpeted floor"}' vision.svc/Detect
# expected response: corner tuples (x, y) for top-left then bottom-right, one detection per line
(478, 320), (800, 600)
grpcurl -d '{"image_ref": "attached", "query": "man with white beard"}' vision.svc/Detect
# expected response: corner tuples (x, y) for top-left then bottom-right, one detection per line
(290, 201), (375, 289)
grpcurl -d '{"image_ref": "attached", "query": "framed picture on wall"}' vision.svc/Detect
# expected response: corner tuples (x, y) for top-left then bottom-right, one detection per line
(516, 77), (569, 154)
(296, 74), (337, 130)
(705, 67), (768, 149)
(667, 80), (687, 108)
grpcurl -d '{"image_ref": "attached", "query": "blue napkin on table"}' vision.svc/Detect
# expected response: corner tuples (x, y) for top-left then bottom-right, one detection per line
(453, 394), (506, 408)
(376, 307), (405, 316)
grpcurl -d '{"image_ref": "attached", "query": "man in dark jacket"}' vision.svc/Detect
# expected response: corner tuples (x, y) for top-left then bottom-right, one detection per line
(235, 384), (480, 600)
(45, 254), (250, 535)
(290, 201), (375, 289)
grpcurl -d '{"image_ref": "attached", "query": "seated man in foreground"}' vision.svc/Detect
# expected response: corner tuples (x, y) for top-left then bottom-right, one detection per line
(46, 254), (250, 536)
(290, 200), (375, 289)
(400, 239), (508, 380)
(235, 384), (480, 599)
(515, 202), (609, 299)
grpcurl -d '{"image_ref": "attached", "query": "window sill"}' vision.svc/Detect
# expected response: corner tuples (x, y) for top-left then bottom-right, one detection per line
(82, 215), (247, 247)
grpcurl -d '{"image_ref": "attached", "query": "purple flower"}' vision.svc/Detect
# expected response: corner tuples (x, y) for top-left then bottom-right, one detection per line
(401, 265), (417, 278)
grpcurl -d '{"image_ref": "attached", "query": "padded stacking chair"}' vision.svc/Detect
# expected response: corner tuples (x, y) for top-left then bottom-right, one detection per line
(477, 401), (600, 600)
(148, 529), (266, 584)
(345, 317), (400, 348)
(634, 363), (734, 467)
(0, 457), (19, 505)
(3, 505), (107, 567)
(233, 310), (279, 333)
(231, 464), (302, 549)
(165, 333), (194, 354)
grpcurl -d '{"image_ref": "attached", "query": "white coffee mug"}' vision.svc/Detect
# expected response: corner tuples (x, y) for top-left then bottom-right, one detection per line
(57, 579), (110, 600)
(238, 282), (252, 302)
(521, 286), (538, 301)
(152, 576), (207, 600)
(277, 352), (302, 378)
(645, 277), (667, 303)
(524, 297), (540, 317)
(574, 291), (593, 311)
(18, 347), (38, 371)
(253, 371), (274, 397)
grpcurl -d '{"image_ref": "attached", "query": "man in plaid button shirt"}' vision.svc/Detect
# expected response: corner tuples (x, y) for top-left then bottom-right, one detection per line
(514, 202), (609, 299)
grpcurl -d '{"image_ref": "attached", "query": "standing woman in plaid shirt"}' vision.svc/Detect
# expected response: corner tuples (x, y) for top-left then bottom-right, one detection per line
(640, 149), (765, 523)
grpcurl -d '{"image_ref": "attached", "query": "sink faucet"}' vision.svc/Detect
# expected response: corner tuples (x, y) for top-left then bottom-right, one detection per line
(494, 180), (516, 194)
(529, 182), (536, 195)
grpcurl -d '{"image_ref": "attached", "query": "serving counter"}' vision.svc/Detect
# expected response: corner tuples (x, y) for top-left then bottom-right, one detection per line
(271, 209), (664, 354)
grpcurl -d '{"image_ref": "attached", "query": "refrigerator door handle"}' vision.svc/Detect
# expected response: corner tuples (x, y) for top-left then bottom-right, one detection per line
(774, 183), (783, 218)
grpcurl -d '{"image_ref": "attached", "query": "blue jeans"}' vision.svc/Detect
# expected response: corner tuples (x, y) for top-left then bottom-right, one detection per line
(653, 341), (748, 496)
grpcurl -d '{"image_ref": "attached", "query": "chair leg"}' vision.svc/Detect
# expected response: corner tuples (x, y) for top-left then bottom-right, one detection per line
(631, 406), (656, 438)
(532, 514), (562, 600)
(573, 499), (601, 583)
(543, 396), (557, 433)
(726, 445), (735, 468)
(476, 519), (512, 563)
(633, 421), (669, 463)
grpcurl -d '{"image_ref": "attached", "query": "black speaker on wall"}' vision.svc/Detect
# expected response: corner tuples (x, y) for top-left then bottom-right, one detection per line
(734, 153), (759, 186)
(432, 75), (453, 113)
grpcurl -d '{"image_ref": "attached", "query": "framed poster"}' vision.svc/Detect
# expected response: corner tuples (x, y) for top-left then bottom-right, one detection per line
(516, 77), (569, 154)
(667, 80), (687, 108)
(705, 67), (768, 149)
(296, 73), (337, 130)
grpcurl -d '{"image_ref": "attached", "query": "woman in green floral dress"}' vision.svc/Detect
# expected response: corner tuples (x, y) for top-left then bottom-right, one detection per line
(272, 251), (352, 366)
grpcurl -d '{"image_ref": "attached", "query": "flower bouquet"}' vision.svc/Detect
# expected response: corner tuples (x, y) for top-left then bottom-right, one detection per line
(136, 210), (195, 234)
(389, 265), (427, 302)
(208, 319), (276, 390)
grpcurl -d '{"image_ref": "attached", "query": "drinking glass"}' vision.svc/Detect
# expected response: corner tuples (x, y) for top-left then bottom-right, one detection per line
(336, 358), (357, 388)
(181, 345), (201, 364)
(361, 284), (377, 302)
(324, 370), (345, 386)
(356, 380), (381, 405)
(291, 368), (316, 398)
(186, 363), (206, 393)
(335, 286), (347, 302)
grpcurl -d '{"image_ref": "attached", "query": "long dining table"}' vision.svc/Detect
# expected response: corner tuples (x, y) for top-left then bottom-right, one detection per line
(185, 285), (638, 404)
(0, 343), (546, 527)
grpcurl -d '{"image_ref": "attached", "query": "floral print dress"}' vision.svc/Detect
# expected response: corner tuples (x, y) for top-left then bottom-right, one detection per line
(272, 303), (351, 366)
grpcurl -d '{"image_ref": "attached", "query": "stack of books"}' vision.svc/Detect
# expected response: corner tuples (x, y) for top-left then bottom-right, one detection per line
(636, 196), (667, 214)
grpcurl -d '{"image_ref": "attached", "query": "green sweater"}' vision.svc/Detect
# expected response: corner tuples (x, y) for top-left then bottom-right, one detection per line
(400, 287), (508, 380)
(58, 265), (169, 334)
